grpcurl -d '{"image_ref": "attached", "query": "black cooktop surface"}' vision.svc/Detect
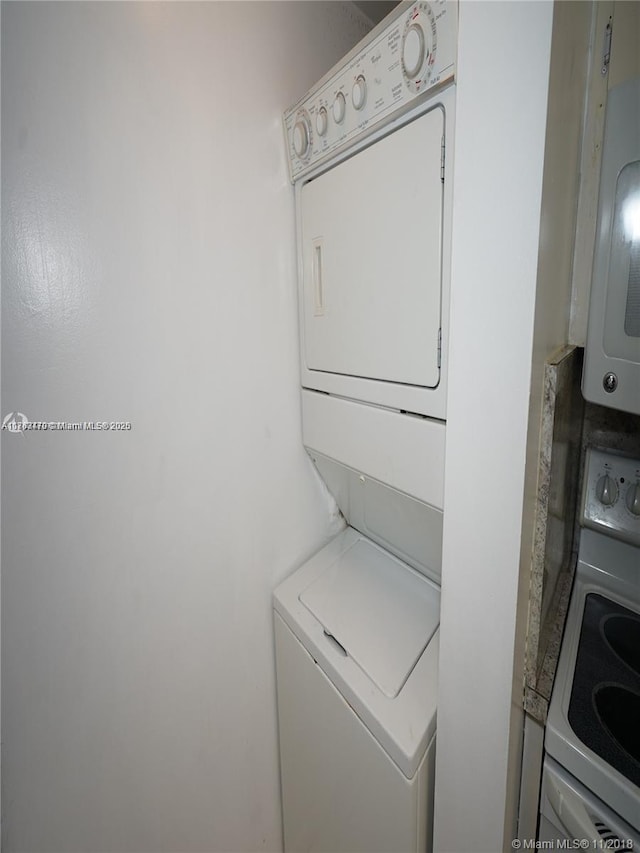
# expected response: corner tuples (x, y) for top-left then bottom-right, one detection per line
(569, 593), (640, 789)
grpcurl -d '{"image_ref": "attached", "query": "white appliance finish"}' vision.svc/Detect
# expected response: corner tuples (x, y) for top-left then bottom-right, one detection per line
(286, 0), (456, 421)
(274, 527), (439, 853)
(284, 0), (455, 183)
(539, 757), (639, 846)
(274, 0), (457, 853)
(544, 449), (640, 839)
(580, 447), (640, 546)
(301, 388), (446, 509)
(299, 536), (439, 699)
(275, 4), (456, 851)
(544, 529), (640, 835)
(583, 76), (640, 416)
(300, 108), (444, 390)
(308, 451), (444, 585)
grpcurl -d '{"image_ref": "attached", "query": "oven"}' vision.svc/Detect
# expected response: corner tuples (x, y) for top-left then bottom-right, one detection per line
(543, 448), (640, 846)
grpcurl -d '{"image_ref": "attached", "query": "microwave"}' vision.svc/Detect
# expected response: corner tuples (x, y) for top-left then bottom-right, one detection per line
(583, 75), (640, 416)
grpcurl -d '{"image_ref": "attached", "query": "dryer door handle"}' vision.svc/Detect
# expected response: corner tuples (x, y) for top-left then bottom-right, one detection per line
(313, 239), (324, 316)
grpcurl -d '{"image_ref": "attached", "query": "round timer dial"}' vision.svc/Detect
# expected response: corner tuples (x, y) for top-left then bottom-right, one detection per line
(292, 111), (312, 160)
(401, 3), (437, 93)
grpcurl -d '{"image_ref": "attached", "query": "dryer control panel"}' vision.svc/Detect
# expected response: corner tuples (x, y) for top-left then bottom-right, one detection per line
(284, 0), (456, 182)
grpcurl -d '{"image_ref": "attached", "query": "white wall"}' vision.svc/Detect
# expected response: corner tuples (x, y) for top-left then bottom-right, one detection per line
(1, 3), (368, 850)
(433, 3), (554, 851)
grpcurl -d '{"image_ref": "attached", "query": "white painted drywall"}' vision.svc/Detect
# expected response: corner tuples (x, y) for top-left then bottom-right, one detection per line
(1, 3), (368, 850)
(433, 3), (554, 852)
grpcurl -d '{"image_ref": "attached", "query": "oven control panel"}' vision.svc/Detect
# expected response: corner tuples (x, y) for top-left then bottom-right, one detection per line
(283, 0), (457, 182)
(582, 448), (640, 546)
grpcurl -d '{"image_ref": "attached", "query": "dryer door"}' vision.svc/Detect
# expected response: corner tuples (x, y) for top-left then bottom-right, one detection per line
(300, 106), (444, 389)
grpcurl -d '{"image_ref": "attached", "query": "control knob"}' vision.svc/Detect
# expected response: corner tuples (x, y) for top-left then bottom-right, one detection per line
(292, 114), (311, 159)
(316, 107), (328, 137)
(352, 75), (367, 110)
(625, 482), (640, 516)
(332, 92), (346, 124)
(596, 474), (618, 507)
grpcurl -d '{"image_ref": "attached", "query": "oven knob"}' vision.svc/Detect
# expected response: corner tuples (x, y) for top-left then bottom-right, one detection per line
(316, 107), (328, 137)
(332, 92), (346, 125)
(352, 75), (367, 110)
(596, 474), (618, 506)
(625, 482), (640, 516)
(292, 115), (311, 159)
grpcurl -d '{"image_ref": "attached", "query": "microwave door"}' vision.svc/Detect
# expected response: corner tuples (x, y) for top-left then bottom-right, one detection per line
(583, 76), (640, 416)
(604, 161), (640, 358)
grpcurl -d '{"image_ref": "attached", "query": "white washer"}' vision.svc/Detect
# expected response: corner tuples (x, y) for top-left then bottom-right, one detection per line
(274, 527), (439, 853)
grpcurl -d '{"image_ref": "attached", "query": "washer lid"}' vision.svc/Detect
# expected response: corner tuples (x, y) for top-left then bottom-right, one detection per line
(300, 536), (440, 698)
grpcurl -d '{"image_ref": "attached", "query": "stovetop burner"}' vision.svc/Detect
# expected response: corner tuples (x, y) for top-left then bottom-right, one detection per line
(568, 593), (640, 787)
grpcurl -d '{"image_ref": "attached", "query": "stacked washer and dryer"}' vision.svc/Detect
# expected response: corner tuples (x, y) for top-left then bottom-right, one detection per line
(273, 3), (456, 852)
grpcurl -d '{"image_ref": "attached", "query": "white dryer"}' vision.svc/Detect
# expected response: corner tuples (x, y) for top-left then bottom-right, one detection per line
(286, 0), (456, 422)
(274, 3), (457, 851)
